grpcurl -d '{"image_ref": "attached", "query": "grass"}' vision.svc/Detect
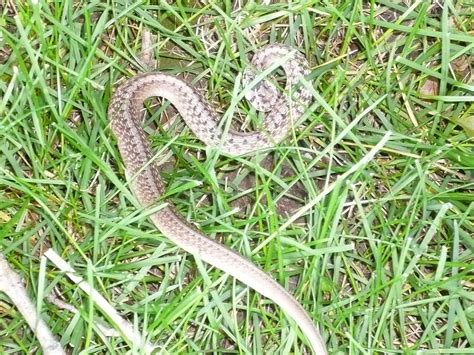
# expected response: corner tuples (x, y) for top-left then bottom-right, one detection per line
(1, 0), (473, 354)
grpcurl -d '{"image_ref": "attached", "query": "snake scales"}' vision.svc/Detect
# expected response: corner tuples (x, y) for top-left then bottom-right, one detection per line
(108, 44), (326, 354)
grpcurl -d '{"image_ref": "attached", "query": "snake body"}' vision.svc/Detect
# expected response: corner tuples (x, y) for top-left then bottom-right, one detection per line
(109, 44), (326, 354)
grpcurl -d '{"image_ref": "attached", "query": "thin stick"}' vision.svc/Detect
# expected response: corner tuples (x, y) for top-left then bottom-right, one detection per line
(0, 253), (65, 355)
(44, 249), (156, 354)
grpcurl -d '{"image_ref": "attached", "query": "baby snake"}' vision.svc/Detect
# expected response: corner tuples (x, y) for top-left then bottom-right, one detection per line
(108, 44), (327, 354)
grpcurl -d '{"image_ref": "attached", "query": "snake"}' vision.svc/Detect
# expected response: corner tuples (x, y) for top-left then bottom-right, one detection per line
(108, 44), (327, 354)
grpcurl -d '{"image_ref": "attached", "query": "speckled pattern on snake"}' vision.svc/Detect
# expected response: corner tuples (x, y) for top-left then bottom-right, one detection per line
(108, 44), (327, 354)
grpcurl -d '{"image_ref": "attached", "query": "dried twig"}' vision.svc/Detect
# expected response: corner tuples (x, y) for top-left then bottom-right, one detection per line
(0, 253), (65, 355)
(44, 249), (156, 354)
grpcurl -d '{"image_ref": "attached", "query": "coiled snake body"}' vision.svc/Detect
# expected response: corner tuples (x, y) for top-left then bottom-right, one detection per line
(109, 44), (326, 354)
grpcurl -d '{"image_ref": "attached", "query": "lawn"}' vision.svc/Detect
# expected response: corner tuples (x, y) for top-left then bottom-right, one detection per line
(1, 1), (473, 354)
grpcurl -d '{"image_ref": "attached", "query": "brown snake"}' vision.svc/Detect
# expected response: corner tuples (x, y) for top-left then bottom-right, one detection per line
(108, 44), (327, 354)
